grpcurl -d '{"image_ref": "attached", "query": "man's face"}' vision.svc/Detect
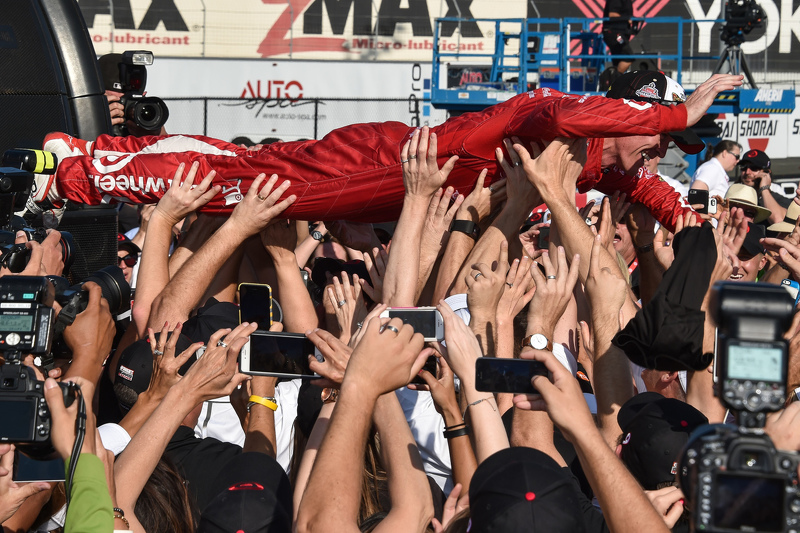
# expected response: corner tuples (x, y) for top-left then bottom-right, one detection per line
(602, 134), (670, 176)
(729, 252), (765, 282)
(117, 250), (136, 283)
(739, 165), (766, 187)
(614, 222), (636, 264)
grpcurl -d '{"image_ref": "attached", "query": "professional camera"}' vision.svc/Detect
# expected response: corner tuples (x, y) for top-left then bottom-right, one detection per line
(678, 282), (800, 532)
(721, 0), (766, 46)
(108, 51), (169, 136)
(0, 150), (74, 272)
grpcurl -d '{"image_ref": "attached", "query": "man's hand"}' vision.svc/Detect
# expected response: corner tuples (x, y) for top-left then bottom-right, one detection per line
(514, 137), (587, 203)
(528, 246), (581, 337)
(645, 486), (686, 529)
(227, 173), (296, 238)
(420, 186), (463, 255)
(465, 239), (511, 323)
(684, 74), (744, 126)
(154, 162), (221, 227)
(63, 282), (115, 367)
(765, 402), (800, 452)
(327, 221), (382, 253)
(435, 301), (484, 388)
(625, 202), (657, 249)
(584, 235), (628, 316)
(401, 126), (458, 199)
(341, 316), (430, 399)
(307, 328), (353, 388)
(260, 218), (298, 261)
(497, 137), (541, 212)
(456, 170), (504, 223)
(496, 255), (536, 325)
(0, 445), (49, 524)
(106, 93), (125, 126)
(143, 322), (204, 402)
(360, 247), (388, 303)
(43, 377), (97, 459)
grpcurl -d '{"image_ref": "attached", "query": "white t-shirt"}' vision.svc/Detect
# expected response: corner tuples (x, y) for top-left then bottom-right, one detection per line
(690, 157), (729, 198)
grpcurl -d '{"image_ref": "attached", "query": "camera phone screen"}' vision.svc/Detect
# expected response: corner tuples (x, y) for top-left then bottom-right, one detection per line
(248, 334), (312, 375)
(0, 398), (36, 441)
(388, 310), (435, 338)
(0, 314), (34, 332)
(713, 473), (783, 531)
(727, 344), (783, 382)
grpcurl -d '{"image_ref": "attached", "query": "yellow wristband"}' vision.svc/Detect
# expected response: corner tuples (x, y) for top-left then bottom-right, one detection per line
(248, 395), (278, 411)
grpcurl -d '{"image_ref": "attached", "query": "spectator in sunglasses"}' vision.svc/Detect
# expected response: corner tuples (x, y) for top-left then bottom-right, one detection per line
(117, 233), (141, 286)
(737, 149), (790, 226)
(689, 139), (742, 198)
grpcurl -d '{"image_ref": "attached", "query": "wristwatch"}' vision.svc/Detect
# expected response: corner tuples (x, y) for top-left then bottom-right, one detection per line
(311, 230), (325, 241)
(759, 185), (771, 193)
(450, 219), (480, 240)
(521, 333), (553, 351)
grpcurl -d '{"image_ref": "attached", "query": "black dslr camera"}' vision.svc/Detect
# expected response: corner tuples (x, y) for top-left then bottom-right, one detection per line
(679, 282), (800, 532)
(110, 51), (169, 136)
(0, 150), (74, 272)
(0, 276), (78, 455)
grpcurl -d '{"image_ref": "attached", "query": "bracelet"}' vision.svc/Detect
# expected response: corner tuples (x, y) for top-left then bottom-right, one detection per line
(450, 219), (480, 240)
(247, 395), (278, 412)
(443, 425), (470, 439)
(467, 395), (496, 411)
(635, 242), (654, 253)
(444, 421), (466, 431)
(759, 185), (771, 193)
(113, 508), (130, 530)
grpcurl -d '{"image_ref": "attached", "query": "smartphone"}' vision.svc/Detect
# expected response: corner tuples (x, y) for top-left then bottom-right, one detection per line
(781, 279), (800, 306)
(538, 225), (551, 250)
(410, 355), (438, 385)
(688, 189), (717, 215)
(238, 283), (272, 329)
(379, 307), (444, 342)
(239, 331), (319, 378)
(13, 452), (64, 482)
(474, 357), (549, 394)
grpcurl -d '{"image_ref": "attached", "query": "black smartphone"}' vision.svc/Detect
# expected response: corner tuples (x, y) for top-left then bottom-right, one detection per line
(687, 189), (709, 214)
(410, 355), (438, 385)
(239, 331), (320, 378)
(238, 283), (272, 329)
(538, 225), (551, 250)
(14, 452), (64, 482)
(475, 357), (549, 394)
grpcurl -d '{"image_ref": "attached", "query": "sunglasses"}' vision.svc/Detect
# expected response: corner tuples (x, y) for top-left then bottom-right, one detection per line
(117, 254), (137, 267)
(728, 150), (741, 161)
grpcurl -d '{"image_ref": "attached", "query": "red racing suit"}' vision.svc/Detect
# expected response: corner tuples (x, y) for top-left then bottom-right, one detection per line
(55, 87), (692, 230)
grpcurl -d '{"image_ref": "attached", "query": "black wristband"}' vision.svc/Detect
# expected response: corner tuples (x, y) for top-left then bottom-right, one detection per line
(635, 242), (654, 253)
(450, 219), (480, 240)
(443, 426), (470, 439)
(444, 422), (466, 431)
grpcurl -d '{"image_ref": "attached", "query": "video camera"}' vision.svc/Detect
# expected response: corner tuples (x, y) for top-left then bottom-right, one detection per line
(721, 0), (766, 46)
(679, 282), (800, 532)
(0, 150), (74, 272)
(108, 51), (169, 136)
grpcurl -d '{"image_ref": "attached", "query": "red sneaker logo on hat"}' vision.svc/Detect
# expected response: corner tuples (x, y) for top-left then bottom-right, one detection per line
(635, 83), (660, 100)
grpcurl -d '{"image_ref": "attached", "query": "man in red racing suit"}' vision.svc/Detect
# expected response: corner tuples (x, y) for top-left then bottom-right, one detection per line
(37, 72), (741, 232)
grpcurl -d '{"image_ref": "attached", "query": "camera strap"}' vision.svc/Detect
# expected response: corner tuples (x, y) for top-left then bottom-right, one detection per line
(64, 388), (86, 511)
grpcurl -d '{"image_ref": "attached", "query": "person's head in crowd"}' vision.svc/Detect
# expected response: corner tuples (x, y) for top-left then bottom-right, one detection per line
(724, 184), (771, 224)
(729, 223), (766, 282)
(709, 139), (743, 173)
(311, 240), (347, 262)
(616, 392), (708, 491)
(136, 456), (196, 533)
(605, 71), (706, 176)
(767, 201), (800, 237)
(197, 453), (293, 533)
(469, 447), (586, 532)
(643, 153), (661, 175)
(614, 219), (636, 265)
(737, 149), (772, 188)
(117, 233), (140, 283)
(640, 369), (685, 401)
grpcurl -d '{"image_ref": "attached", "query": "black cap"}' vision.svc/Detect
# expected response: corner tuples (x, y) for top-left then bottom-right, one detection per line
(618, 392), (708, 490)
(739, 149), (771, 170)
(606, 70), (705, 155)
(469, 447), (585, 532)
(198, 453), (293, 533)
(117, 233), (141, 256)
(740, 222), (766, 258)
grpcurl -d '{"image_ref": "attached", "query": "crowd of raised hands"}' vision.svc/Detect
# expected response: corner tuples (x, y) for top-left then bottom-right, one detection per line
(6, 125), (800, 533)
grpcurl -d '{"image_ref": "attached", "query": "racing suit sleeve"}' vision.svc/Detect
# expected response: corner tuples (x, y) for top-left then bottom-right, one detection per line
(595, 167), (695, 233)
(507, 93), (688, 141)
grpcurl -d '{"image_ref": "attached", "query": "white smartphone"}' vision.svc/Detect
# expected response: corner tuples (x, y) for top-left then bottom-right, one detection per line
(239, 332), (321, 378)
(379, 307), (445, 342)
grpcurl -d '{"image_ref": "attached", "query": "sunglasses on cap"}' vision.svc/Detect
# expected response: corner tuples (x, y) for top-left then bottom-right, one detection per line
(117, 254), (138, 267)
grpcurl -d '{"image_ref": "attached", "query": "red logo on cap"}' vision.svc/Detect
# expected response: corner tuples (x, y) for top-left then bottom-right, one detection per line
(525, 492), (536, 501)
(747, 150), (758, 157)
(228, 482), (264, 491)
(117, 233), (125, 242)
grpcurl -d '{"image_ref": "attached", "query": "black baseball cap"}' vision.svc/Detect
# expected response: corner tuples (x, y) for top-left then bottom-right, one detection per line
(606, 70), (705, 155)
(117, 233), (141, 256)
(198, 452), (293, 533)
(738, 149), (771, 170)
(618, 392), (708, 490)
(98, 53), (124, 91)
(469, 447), (585, 532)
(740, 222), (766, 258)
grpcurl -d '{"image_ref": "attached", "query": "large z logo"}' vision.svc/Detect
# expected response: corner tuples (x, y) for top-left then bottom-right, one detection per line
(258, 0), (346, 57)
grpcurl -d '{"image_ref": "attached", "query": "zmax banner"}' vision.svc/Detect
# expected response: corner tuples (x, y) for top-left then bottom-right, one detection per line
(79, 0), (800, 70)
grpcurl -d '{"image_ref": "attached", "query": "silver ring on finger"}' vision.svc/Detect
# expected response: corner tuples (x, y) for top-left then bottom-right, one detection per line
(489, 185), (495, 193)
(153, 350), (164, 356)
(401, 159), (409, 164)
(217, 340), (228, 348)
(546, 275), (556, 280)
(474, 272), (483, 280)
(514, 161), (520, 167)
(409, 155), (417, 160)
(384, 325), (399, 334)
(338, 299), (347, 308)
(506, 282), (513, 288)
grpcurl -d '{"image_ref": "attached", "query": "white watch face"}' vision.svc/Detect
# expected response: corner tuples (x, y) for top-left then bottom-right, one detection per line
(530, 334), (548, 350)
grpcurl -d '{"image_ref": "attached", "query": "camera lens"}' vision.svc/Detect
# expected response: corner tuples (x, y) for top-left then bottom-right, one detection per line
(82, 265), (130, 314)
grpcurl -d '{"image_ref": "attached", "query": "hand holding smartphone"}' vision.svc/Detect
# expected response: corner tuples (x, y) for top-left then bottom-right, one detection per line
(239, 332), (321, 378)
(474, 357), (549, 394)
(378, 307), (444, 342)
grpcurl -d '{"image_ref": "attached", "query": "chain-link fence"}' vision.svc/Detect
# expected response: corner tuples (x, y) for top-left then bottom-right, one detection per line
(162, 97), (443, 144)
